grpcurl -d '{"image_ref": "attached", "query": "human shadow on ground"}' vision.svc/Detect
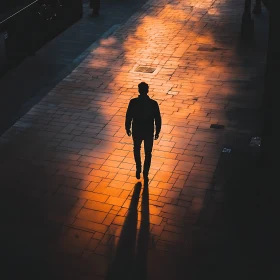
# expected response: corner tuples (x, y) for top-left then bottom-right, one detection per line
(107, 180), (150, 280)
(133, 179), (150, 280)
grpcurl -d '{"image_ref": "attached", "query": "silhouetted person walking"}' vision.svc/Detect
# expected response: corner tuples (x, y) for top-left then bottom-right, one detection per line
(253, 0), (262, 14)
(125, 82), (161, 180)
(90, 0), (100, 17)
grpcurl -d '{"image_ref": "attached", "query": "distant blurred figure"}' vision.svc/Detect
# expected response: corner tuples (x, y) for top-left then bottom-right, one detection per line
(253, 0), (262, 14)
(90, 0), (100, 17)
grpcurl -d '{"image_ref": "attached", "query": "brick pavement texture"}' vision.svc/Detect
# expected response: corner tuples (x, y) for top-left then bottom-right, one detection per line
(0, 0), (268, 279)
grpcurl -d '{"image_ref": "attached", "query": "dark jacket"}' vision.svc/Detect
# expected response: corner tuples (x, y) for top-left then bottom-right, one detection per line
(125, 95), (161, 137)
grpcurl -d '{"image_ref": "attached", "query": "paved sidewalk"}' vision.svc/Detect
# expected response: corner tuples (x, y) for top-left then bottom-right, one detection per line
(0, 0), (268, 279)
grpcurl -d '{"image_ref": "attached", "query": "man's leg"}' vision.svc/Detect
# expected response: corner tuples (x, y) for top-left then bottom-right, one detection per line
(133, 137), (142, 179)
(90, 0), (100, 16)
(143, 135), (154, 179)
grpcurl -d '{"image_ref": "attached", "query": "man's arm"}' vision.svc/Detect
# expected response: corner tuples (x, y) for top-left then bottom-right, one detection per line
(154, 102), (162, 137)
(125, 100), (133, 135)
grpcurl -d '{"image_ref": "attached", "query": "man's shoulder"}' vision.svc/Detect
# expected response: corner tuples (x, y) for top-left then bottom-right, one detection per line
(150, 99), (159, 105)
(130, 98), (138, 103)
(129, 96), (158, 105)
(128, 98), (138, 106)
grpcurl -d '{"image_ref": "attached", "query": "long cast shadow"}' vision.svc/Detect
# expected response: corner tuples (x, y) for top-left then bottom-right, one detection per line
(107, 182), (141, 280)
(133, 179), (150, 280)
(107, 180), (150, 280)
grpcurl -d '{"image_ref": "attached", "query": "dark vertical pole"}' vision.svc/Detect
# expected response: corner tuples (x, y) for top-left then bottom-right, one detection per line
(261, 7), (278, 172)
(260, 5), (280, 278)
(241, 0), (254, 41)
(244, 0), (252, 18)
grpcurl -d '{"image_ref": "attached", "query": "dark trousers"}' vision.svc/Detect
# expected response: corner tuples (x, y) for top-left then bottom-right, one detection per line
(133, 134), (154, 175)
(90, 0), (100, 12)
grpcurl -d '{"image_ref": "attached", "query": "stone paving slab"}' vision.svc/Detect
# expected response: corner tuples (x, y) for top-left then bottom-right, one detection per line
(0, 0), (268, 279)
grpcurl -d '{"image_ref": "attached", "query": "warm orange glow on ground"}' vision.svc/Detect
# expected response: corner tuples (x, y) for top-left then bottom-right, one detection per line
(67, 1), (254, 221)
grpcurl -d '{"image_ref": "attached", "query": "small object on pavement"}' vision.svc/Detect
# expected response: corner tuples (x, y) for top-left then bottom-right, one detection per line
(249, 136), (261, 147)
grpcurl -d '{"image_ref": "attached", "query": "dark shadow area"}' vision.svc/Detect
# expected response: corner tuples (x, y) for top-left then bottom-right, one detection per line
(107, 180), (150, 280)
(188, 147), (262, 280)
(0, 158), (57, 280)
(0, 128), (94, 279)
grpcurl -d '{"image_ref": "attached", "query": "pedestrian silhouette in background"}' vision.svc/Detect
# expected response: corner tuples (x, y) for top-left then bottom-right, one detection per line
(125, 82), (161, 180)
(90, 0), (100, 17)
(253, 0), (262, 14)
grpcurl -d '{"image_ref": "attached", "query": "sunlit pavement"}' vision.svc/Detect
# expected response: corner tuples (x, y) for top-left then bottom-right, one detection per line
(0, 0), (269, 279)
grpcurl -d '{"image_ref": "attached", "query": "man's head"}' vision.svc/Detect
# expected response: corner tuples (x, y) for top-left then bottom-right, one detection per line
(138, 82), (149, 95)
